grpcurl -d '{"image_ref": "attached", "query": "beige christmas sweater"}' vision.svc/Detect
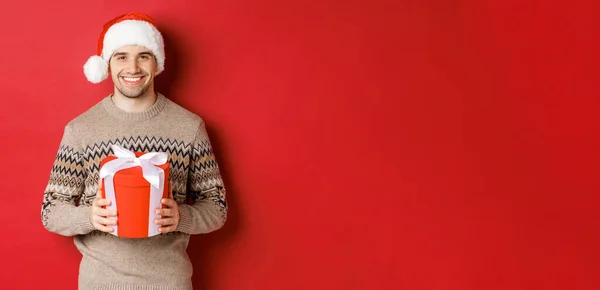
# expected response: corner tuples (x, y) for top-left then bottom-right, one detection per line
(41, 94), (227, 290)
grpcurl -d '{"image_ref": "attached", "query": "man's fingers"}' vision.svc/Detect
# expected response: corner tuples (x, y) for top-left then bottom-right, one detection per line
(93, 198), (112, 207)
(158, 225), (177, 233)
(156, 208), (176, 217)
(156, 191), (179, 234)
(90, 212), (116, 232)
(93, 207), (117, 217)
(161, 198), (177, 208)
(155, 217), (177, 226)
(90, 180), (118, 233)
(94, 223), (114, 233)
(93, 216), (117, 225)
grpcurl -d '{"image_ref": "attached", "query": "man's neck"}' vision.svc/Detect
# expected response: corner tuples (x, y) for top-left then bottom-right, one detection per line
(111, 90), (157, 113)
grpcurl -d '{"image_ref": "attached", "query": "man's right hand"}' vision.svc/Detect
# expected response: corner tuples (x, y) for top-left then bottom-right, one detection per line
(89, 179), (118, 232)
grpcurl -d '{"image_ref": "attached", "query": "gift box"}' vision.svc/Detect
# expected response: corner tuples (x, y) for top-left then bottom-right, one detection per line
(99, 145), (170, 238)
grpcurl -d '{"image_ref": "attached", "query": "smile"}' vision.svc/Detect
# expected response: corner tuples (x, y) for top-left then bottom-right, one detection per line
(121, 76), (144, 86)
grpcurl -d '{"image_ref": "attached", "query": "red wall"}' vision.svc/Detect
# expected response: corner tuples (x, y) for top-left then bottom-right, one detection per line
(1, 1), (599, 289)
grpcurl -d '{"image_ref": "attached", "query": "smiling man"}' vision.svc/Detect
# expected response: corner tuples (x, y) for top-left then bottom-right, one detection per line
(41, 12), (227, 290)
(111, 48), (156, 98)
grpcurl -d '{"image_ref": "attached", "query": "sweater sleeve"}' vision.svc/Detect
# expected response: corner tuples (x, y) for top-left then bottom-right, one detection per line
(41, 124), (95, 236)
(177, 121), (228, 234)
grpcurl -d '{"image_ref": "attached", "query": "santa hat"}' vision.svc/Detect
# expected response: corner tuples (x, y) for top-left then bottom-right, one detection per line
(83, 12), (165, 83)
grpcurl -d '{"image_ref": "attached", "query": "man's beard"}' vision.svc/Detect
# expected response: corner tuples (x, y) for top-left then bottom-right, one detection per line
(116, 84), (149, 98)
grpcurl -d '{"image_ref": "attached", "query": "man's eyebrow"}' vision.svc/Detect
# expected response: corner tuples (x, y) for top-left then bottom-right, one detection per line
(112, 52), (153, 58)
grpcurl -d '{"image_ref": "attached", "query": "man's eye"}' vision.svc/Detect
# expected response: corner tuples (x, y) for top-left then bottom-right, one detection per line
(117, 56), (126, 60)
(140, 55), (149, 59)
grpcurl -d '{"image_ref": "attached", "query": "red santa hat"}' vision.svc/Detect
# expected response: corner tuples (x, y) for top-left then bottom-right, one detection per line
(83, 12), (165, 83)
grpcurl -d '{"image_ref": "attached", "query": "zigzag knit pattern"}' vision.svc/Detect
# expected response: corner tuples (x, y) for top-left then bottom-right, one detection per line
(41, 136), (227, 228)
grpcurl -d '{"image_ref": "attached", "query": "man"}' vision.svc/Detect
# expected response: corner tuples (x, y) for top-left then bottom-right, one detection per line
(41, 12), (227, 289)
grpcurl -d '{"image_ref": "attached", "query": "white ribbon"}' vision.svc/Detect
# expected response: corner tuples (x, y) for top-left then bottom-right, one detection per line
(99, 145), (168, 237)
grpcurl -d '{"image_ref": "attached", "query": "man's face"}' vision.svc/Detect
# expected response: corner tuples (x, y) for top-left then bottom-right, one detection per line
(109, 45), (158, 98)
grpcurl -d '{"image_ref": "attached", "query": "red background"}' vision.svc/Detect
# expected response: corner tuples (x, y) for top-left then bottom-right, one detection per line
(1, 1), (599, 289)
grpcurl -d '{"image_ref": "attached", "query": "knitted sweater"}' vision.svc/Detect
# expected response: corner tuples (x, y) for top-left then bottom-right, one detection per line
(41, 94), (227, 290)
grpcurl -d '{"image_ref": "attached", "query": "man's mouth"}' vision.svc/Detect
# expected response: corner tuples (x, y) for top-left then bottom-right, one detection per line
(121, 76), (144, 86)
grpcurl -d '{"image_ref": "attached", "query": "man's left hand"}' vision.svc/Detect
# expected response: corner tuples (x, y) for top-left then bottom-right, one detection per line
(155, 184), (180, 233)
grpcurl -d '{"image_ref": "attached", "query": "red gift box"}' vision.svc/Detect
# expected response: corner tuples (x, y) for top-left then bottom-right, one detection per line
(99, 147), (170, 238)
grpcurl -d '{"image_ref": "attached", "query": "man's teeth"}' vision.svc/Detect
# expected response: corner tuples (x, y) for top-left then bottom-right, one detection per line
(123, 77), (141, 82)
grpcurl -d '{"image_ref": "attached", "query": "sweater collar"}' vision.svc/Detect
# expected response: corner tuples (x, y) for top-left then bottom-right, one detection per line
(102, 93), (167, 121)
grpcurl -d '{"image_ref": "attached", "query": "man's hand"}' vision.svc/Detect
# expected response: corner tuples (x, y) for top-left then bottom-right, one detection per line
(89, 179), (117, 232)
(156, 183), (180, 233)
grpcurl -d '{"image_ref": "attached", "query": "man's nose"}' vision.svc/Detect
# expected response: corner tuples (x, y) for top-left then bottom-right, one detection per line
(126, 58), (141, 74)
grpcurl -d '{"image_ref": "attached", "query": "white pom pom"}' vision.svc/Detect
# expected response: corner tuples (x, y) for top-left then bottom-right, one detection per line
(83, 55), (108, 83)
